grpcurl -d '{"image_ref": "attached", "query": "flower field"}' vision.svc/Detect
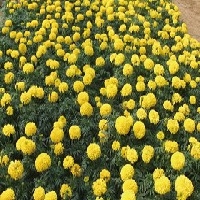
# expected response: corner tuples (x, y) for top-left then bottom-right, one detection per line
(0, 0), (200, 199)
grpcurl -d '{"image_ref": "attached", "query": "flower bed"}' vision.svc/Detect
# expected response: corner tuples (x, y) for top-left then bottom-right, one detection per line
(0, 0), (200, 199)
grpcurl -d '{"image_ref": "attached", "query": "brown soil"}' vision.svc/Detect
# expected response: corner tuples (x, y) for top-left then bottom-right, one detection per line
(173, 0), (200, 41)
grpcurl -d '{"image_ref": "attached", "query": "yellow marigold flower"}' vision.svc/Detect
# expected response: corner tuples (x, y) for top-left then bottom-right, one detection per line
(6, 106), (13, 116)
(114, 53), (125, 66)
(121, 84), (132, 97)
(156, 131), (165, 140)
(115, 116), (131, 135)
(0, 155), (9, 165)
(23, 63), (34, 74)
(33, 186), (45, 200)
(73, 81), (84, 93)
(136, 81), (146, 92)
(84, 45), (94, 56)
(63, 155), (74, 169)
(54, 142), (64, 155)
(140, 93), (157, 109)
(35, 153), (51, 172)
(44, 191), (57, 200)
(99, 119), (108, 131)
(167, 119), (179, 134)
(60, 184), (72, 198)
(4, 19), (12, 27)
(126, 148), (138, 164)
(50, 127), (64, 143)
(4, 61), (13, 70)
(126, 99), (135, 110)
(136, 108), (147, 120)
(48, 91), (59, 103)
(77, 91), (89, 105)
(154, 176), (171, 195)
(96, 57), (105, 67)
(154, 75), (168, 87)
(171, 151), (185, 170)
(80, 102), (93, 116)
(147, 80), (156, 90)
(123, 64), (133, 76)
(172, 93), (182, 104)
(58, 82), (68, 93)
(69, 125), (81, 140)
(175, 175), (194, 199)
(8, 160), (24, 180)
(20, 91), (32, 104)
(83, 74), (93, 85)
(164, 140), (179, 153)
(190, 142), (200, 159)
(168, 60), (179, 74)
(133, 121), (146, 139)
(122, 179), (138, 194)
(121, 190), (136, 200)
(114, 38), (124, 51)
(16, 136), (36, 155)
(163, 100), (173, 111)
(120, 164), (134, 181)
(106, 84), (118, 98)
(142, 145), (155, 163)
(183, 118), (195, 133)
(189, 96), (196, 104)
(18, 43), (27, 55)
(100, 169), (111, 182)
(148, 109), (159, 124)
(0, 188), (15, 200)
(144, 58), (154, 70)
(2, 124), (15, 137)
(154, 64), (164, 75)
(4, 72), (14, 84)
(112, 141), (120, 151)
(100, 104), (112, 116)
(92, 178), (107, 197)
(153, 168), (165, 181)
(69, 162), (82, 177)
(87, 143), (101, 161)
(25, 122), (37, 136)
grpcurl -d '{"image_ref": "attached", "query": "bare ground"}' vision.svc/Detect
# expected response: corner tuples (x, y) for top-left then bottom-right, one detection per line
(173, 0), (200, 41)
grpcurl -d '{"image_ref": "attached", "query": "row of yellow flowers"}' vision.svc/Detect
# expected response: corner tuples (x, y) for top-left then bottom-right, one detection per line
(0, 0), (200, 199)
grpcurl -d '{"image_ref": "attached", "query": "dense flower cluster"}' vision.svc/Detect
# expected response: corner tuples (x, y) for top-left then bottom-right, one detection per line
(0, 0), (199, 199)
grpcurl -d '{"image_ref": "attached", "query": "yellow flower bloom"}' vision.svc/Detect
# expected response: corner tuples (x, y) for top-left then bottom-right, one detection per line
(126, 148), (138, 164)
(48, 91), (59, 103)
(100, 169), (111, 182)
(33, 186), (45, 200)
(175, 175), (194, 200)
(133, 121), (146, 139)
(111, 141), (120, 151)
(0, 188), (15, 200)
(153, 168), (165, 181)
(154, 176), (171, 195)
(63, 155), (74, 169)
(80, 102), (93, 116)
(148, 109), (159, 124)
(70, 163), (82, 177)
(77, 91), (89, 105)
(122, 179), (138, 194)
(69, 125), (81, 140)
(121, 190), (136, 200)
(35, 153), (51, 172)
(25, 122), (37, 136)
(92, 179), (107, 197)
(50, 127), (64, 143)
(60, 184), (72, 198)
(167, 119), (179, 134)
(73, 81), (84, 93)
(115, 116), (131, 135)
(8, 160), (24, 180)
(164, 140), (179, 153)
(44, 191), (57, 200)
(120, 164), (134, 181)
(100, 103), (112, 116)
(121, 84), (132, 97)
(87, 143), (101, 161)
(2, 124), (15, 136)
(54, 142), (64, 155)
(183, 118), (195, 133)
(142, 145), (155, 163)
(171, 151), (185, 170)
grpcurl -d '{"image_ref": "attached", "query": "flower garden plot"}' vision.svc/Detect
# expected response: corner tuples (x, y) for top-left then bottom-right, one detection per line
(0, 0), (200, 199)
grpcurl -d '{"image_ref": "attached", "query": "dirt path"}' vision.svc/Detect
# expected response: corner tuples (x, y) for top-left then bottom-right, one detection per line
(173, 0), (200, 41)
